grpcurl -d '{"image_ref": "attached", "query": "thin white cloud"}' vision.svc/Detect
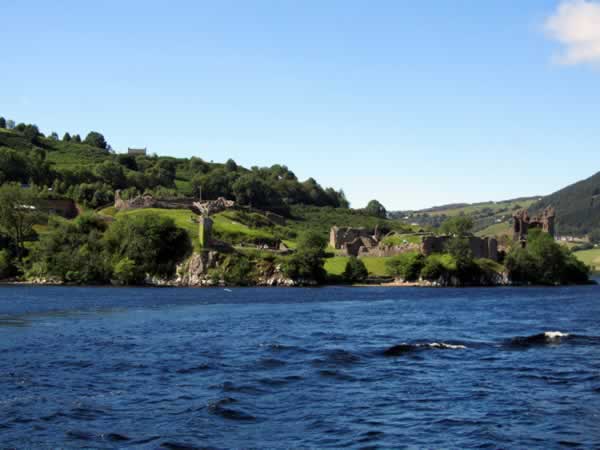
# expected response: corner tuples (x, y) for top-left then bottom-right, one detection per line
(545, 0), (600, 65)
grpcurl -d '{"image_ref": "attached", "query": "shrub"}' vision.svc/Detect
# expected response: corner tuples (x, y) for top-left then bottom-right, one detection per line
(0, 249), (13, 279)
(104, 214), (192, 282)
(113, 257), (140, 285)
(343, 257), (368, 283)
(283, 231), (327, 282)
(385, 252), (424, 281)
(505, 229), (590, 285)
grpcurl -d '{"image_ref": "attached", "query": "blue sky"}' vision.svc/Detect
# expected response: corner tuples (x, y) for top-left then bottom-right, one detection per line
(1, 0), (599, 210)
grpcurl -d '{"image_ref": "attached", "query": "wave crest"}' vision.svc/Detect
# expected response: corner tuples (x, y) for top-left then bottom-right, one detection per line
(383, 342), (467, 356)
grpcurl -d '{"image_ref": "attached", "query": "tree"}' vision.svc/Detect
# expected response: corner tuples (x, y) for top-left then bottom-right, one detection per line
(343, 257), (368, 283)
(283, 231), (327, 283)
(0, 117), (6, 128)
(6, 120), (15, 129)
(95, 161), (127, 189)
(0, 184), (41, 262)
(505, 229), (590, 285)
(104, 214), (192, 283)
(365, 200), (387, 218)
(117, 154), (138, 171)
(23, 124), (40, 144)
(589, 229), (600, 244)
(440, 216), (474, 236)
(385, 252), (424, 281)
(72, 134), (82, 143)
(84, 131), (108, 149)
(225, 158), (238, 172)
(62, 132), (72, 142)
(50, 132), (59, 141)
(28, 214), (110, 284)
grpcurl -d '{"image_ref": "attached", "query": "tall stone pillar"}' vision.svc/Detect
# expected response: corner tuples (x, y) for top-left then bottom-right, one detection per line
(199, 216), (213, 248)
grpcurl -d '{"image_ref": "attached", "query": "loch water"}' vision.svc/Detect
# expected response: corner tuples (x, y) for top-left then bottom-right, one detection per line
(1, 284), (600, 449)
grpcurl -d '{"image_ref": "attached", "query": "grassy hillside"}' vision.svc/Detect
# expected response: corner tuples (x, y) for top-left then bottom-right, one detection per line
(419, 198), (539, 217)
(393, 197), (539, 234)
(531, 171), (600, 236)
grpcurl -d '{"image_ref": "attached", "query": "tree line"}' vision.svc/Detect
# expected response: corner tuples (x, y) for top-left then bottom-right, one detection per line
(0, 116), (349, 213)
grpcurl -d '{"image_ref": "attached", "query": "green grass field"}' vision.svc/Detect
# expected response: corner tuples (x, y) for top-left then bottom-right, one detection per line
(324, 255), (391, 277)
(476, 221), (512, 238)
(574, 248), (600, 272)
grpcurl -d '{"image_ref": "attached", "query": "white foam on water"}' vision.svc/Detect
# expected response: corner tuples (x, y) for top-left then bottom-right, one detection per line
(544, 331), (570, 340)
(422, 342), (467, 350)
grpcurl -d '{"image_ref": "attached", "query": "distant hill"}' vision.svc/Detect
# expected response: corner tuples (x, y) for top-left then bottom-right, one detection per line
(390, 197), (540, 232)
(531, 171), (600, 236)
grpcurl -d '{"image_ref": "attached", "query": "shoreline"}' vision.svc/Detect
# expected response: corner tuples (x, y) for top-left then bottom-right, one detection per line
(1, 279), (597, 288)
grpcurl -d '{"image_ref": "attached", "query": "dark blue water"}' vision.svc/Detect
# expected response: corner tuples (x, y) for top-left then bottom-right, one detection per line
(1, 285), (600, 449)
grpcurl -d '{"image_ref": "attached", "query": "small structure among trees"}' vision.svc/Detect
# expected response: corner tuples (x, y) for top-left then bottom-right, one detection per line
(127, 147), (147, 156)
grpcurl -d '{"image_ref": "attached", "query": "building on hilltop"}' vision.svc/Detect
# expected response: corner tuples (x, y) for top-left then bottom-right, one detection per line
(127, 147), (147, 156)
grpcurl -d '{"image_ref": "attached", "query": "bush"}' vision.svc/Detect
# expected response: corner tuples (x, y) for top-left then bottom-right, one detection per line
(28, 214), (110, 284)
(420, 254), (457, 282)
(505, 229), (590, 285)
(0, 249), (14, 279)
(385, 252), (424, 281)
(283, 231), (327, 283)
(343, 257), (368, 283)
(222, 254), (254, 286)
(113, 257), (140, 284)
(104, 214), (192, 282)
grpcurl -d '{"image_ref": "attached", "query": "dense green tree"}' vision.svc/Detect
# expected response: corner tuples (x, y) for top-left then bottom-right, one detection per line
(104, 214), (192, 283)
(225, 158), (238, 172)
(343, 257), (368, 283)
(84, 131), (108, 149)
(365, 199), (387, 218)
(50, 132), (59, 141)
(420, 254), (457, 282)
(28, 214), (110, 283)
(283, 231), (327, 283)
(117, 154), (138, 171)
(589, 229), (600, 244)
(0, 149), (31, 184)
(22, 124), (41, 144)
(440, 216), (474, 236)
(0, 117), (6, 128)
(95, 160), (127, 189)
(0, 184), (41, 262)
(72, 134), (82, 143)
(385, 252), (424, 281)
(505, 229), (590, 284)
(62, 132), (72, 142)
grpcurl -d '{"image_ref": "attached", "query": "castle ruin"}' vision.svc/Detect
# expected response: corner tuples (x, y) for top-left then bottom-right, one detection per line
(330, 225), (499, 261)
(512, 207), (555, 244)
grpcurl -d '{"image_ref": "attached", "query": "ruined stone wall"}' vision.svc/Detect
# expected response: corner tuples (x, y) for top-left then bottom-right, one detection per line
(329, 226), (375, 250)
(37, 199), (78, 219)
(114, 190), (197, 211)
(421, 235), (499, 261)
(513, 207), (555, 242)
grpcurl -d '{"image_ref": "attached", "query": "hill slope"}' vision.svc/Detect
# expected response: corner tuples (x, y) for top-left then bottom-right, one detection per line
(530, 171), (600, 236)
(390, 197), (539, 232)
